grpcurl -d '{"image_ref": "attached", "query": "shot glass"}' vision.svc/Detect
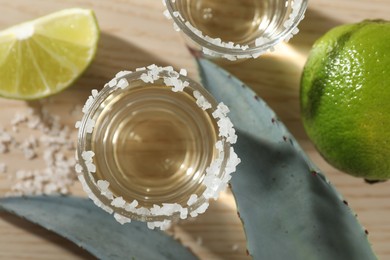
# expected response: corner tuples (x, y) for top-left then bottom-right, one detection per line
(75, 65), (240, 229)
(163, 0), (308, 60)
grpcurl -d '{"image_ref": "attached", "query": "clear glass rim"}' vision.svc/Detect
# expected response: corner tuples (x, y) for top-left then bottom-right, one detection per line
(164, 0), (308, 57)
(76, 68), (232, 222)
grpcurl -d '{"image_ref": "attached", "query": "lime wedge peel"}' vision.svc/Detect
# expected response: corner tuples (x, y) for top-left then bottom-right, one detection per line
(0, 8), (99, 100)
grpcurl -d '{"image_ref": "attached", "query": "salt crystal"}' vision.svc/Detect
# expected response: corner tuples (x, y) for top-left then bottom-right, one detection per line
(11, 113), (27, 126)
(215, 141), (224, 151)
(82, 96), (94, 114)
(75, 164), (83, 174)
(0, 163), (7, 174)
(180, 208), (188, 219)
(141, 73), (153, 83)
(108, 78), (117, 87)
(97, 180), (110, 191)
(114, 213), (132, 224)
(292, 27), (300, 35)
(115, 70), (131, 78)
(91, 89), (99, 98)
(129, 200), (138, 208)
(147, 222), (155, 230)
(82, 151), (95, 162)
(163, 9), (172, 19)
(86, 162), (96, 173)
(195, 202), (209, 214)
(0, 143), (7, 154)
(85, 118), (95, 133)
(150, 204), (162, 215)
(111, 196), (126, 208)
(117, 78), (129, 89)
(187, 194), (198, 206)
(23, 148), (36, 160)
(158, 220), (171, 230)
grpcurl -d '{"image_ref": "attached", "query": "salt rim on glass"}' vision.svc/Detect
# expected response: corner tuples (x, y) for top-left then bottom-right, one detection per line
(75, 65), (241, 230)
(163, 0), (308, 60)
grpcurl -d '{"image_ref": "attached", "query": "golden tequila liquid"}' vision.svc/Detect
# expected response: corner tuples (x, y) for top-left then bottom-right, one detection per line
(77, 67), (238, 225)
(165, 0), (307, 59)
(176, 0), (294, 44)
(91, 84), (218, 208)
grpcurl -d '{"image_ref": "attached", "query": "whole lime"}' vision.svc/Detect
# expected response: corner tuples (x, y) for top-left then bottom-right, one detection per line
(300, 20), (390, 180)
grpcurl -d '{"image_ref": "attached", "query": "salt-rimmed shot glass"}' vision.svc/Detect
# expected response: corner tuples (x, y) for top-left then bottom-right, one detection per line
(163, 0), (308, 60)
(75, 65), (240, 230)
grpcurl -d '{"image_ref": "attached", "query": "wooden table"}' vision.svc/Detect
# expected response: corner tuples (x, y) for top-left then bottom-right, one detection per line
(0, 0), (389, 259)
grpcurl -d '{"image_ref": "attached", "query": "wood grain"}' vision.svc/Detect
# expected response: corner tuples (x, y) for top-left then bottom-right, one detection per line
(0, 0), (389, 259)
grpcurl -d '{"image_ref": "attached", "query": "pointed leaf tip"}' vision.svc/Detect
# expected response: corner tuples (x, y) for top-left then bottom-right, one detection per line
(0, 196), (197, 260)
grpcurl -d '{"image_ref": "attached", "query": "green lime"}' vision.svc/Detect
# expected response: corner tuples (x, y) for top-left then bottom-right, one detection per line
(0, 8), (99, 100)
(300, 20), (390, 180)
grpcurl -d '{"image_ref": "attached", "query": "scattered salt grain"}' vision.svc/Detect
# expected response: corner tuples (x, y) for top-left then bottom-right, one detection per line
(5, 106), (77, 196)
(0, 163), (7, 174)
(232, 244), (239, 251)
(0, 143), (7, 154)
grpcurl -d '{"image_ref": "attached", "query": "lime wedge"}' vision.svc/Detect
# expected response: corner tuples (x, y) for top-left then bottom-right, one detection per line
(0, 8), (99, 100)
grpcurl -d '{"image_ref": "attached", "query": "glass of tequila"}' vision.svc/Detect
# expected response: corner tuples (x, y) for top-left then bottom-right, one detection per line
(75, 65), (240, 229)
(163, 0), (308, 60)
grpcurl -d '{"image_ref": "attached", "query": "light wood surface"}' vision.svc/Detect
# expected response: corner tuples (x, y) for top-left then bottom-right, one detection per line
(0, 0), (389, 259)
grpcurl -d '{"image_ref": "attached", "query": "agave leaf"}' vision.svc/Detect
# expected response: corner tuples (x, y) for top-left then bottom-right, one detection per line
(0, 196), (197, 260)
(197, 58), (376, 260)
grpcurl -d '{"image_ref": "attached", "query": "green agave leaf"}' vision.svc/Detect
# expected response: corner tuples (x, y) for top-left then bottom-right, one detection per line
(197, 58), (376, 260)
(0, 196), (197, 260)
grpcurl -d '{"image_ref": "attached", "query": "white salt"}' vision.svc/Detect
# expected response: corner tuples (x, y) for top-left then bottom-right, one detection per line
(147, 222), (155, 230)
(0, 163), (7, 174)
(91, 89), (99, 98)
(117, 78), (129, 89)
(114, 213), (132, 225)
(85, 118), (95, 134)
(111, 196), (126, 208)
(97, 180), (110, 191)
(108, 78), (117, 88)
(187, 194), (198, 206)
(180, 208), (188, 219)
(75, 164), (83, 174)
(82, 151), (94, 162)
